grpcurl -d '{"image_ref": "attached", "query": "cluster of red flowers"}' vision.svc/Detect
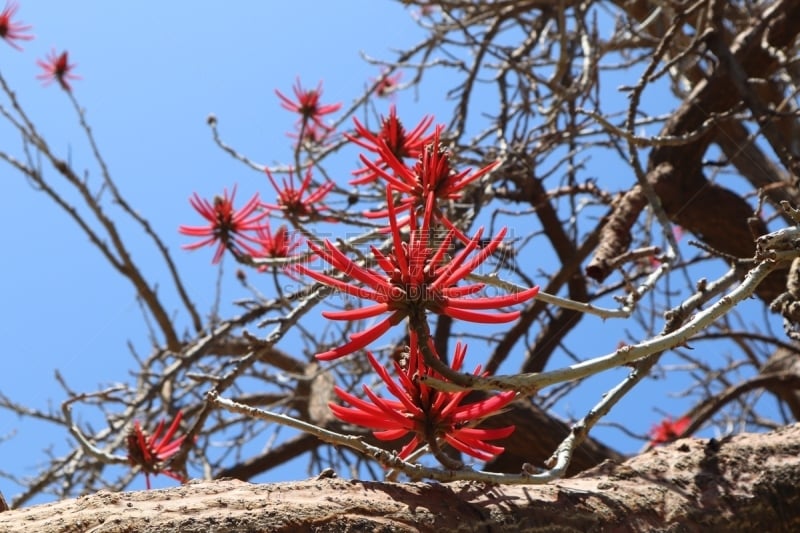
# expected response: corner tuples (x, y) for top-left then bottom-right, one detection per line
(0, 1), (30, 50)
(648, 415), (690, 447)
(276, 79), (341, 132)
(0, 2), (80, 90)
(179, 75), (541, 468)
(126, 411), (189, 489)
(178, 181), (305, 265)
(331, 334), (517, 464)
(178, 84), (351, 264)
(277, 78), (341, 146)
(182, 78), (541, 467)
(372, 70), (402, 99)
(346, 105), (437, 185)
(296, 196), (538, 361)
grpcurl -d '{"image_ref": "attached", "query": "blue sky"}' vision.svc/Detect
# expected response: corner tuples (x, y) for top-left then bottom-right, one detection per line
(0, 1), (432, 386)
(0, 1), (775, 503)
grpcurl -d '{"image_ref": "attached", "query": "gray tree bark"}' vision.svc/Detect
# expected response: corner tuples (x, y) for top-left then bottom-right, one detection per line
(1, 424), (798, 532)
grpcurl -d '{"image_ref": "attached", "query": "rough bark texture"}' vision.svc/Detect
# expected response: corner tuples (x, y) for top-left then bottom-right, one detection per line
(481, 396), (625, 475)
(1, 424), (798, 532)
(586, 0), (800, 303)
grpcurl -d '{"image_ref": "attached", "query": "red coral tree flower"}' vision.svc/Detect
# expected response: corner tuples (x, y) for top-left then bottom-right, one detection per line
(289, 121), (330, 148)
(330, 337), (515, 466)
(0, 1), (32, 51)
(346, 105), (437, 185)
(263, 167), (334, 220)
(36, 49), (81, 91)
(179, 186), (268, 264)
(126, 411), (189, 489)
(373, 70), (402, 98)
(254, 221), (301, 261)
(253, 221), (303, 277)
(296, 191), (539, 360)
(648, 415), (691, 447)
(360, 129), (499, 239)
(276, 78), (341, 131)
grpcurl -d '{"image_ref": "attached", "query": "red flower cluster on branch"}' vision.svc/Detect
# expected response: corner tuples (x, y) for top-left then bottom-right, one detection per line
(0, 1), (32, 50)
(347, 105), (437, 186)
(264, 167), (333, 220)
(254, 221), (301, 262)
(361, 130), (499, 240)
(331, 336), (515, 465)
(297, 191), (538, 360)
(295, 100), (537, 464)
(126, 411), (189, 489)
(648, 415), (691, 446)
(276, 78), (341, 132)
(37, 49), (81, 91)
(178, 92), (536, 468)
(373, 70), (402, 98)
(180, 185), (310, 266)
(365, 129), (496, 203)
(179, 186), (268, 264)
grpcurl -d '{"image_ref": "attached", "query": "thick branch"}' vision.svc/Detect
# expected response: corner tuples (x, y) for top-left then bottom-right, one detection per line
(587, 0), (800, 303)
(2, 425), (799, 532)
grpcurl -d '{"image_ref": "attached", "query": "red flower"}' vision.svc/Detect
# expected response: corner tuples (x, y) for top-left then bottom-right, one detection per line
(346, 105), (437, 185)
(254, 221), (301, 266)
(0, 1), (32, 51)
(289, 121), (330, 148)
(126, 411), (189, 489)
(330, 337), (515, 464)
(361, 130), (499, 238)
(179, 186), (268, 264)
(36, 49), (81, 91)
(296, 191), (539, 360)
(648, 415), (691, 446)
(264, 167), (334, 220)
(373, 70), (402, 98)
(276, 79), (341, 130)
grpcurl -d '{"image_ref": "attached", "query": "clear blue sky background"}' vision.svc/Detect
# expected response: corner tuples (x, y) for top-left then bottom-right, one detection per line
(1, 1), (767, 503)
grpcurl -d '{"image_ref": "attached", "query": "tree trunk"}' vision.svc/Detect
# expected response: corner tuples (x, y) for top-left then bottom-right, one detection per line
(1, 424), (798, 532)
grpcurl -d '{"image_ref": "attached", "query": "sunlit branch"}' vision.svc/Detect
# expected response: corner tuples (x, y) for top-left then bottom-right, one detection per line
(209, 391), (564, 485)
(425, 247), (795, 395)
